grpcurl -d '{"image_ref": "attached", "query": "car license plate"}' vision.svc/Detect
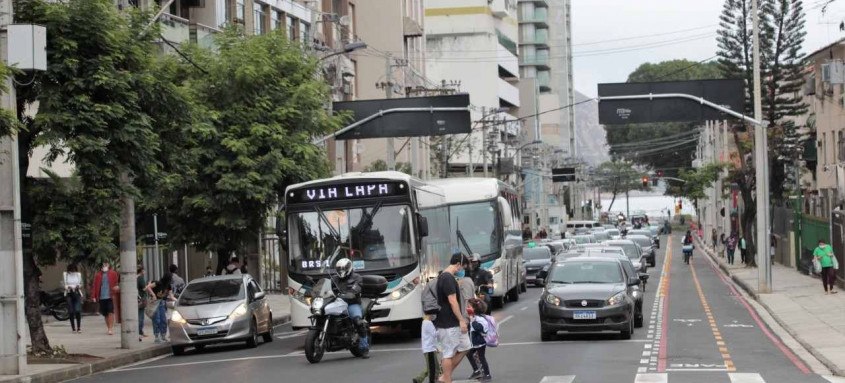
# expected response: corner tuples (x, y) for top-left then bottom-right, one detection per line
(196, 327), (217, 336)
(573, 311), (597, 320)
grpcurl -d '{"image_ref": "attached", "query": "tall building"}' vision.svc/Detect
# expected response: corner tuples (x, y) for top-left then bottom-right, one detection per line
(424, 0), (522, 177)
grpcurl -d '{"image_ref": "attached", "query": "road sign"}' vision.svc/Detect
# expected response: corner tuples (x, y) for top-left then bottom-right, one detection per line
(552, 167), (576, 183)
(332, 94), (471, 140)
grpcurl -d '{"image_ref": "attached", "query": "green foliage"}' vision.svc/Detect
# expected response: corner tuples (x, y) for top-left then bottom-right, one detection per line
(590, 161), (647, 212)
(605, 60), (724, 173)
(363, 159), (412, 175)
(666, 163), (725, 203)
(0, 62), (17, 137)
(161, 29), (341, 255)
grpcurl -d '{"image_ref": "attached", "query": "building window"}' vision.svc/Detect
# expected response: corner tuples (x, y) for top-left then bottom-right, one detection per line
(348, 3), (356, 41)
(300, 21), (310, 44)
(271, 11), (281, 30)
(235, 0), (245, 23)
(287, 15), (297, 41)
(823, 132), (828, 165)
(254, 3), (265, 35)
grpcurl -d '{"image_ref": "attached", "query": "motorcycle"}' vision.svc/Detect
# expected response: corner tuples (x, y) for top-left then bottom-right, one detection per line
(303, 274), (388, 364)
(40, 289), (70, 321)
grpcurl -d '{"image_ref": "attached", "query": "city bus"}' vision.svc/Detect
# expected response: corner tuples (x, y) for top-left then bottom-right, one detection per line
(428, 178), (525, 307)
(282, 172), (450, 331)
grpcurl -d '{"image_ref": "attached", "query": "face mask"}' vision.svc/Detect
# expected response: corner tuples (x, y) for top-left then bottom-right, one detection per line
(101, 267), (108, 272)
(455, 269), (466, 278)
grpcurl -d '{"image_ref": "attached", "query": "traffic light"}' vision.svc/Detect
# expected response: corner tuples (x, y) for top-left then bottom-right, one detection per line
(656, 169), (664, 178)
(642, 176), (649, 187)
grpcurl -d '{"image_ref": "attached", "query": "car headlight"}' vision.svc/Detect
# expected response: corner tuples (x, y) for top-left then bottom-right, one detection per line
(310, 297), (325, 314)
(229, 303), (248, 319)
(171, 310), (187, 324)
(545, 294), (561, 306)
(607, 291), (626, 306)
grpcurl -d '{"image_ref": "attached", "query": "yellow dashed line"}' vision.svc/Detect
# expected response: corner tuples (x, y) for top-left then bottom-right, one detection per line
(690, 259), (736, 372)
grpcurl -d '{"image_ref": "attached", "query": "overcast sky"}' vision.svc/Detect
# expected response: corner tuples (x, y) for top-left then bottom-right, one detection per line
(572, 0), (845, 97)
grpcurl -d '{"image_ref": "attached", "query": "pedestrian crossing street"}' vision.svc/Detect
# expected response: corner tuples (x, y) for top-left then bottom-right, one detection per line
(453, 373), (845, 383)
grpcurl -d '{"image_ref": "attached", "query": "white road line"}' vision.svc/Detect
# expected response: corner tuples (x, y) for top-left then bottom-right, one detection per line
(642, 351), (651, 357)
(822, 376), (845, 383)
(275, 330), (308, 340)
(665, 368), (728, 372)
(728, 373), (766, 383)
(111, 354), (170, 370)
(538, 376), (576, 383)
(499, 315), (515, 326)
(520, 306), (529, 311)
(634, 373), (668, 383)
(637, 367), (648, 373)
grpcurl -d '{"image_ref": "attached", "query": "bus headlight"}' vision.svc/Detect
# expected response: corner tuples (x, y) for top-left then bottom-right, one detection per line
(382, 281), (416, 302)
(489, 266), (502, 274)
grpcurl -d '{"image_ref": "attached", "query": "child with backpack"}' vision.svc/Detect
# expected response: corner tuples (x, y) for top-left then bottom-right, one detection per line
(412, 313), (441, 383)
(466, 299), (495, 382)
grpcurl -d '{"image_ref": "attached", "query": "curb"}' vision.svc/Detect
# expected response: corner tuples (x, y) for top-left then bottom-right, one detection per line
(11, 313), (292, 383)
(695, 237), (845, 377)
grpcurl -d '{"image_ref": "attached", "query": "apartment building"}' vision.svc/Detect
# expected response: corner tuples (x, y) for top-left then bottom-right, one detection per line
(424, 0), (522, 176)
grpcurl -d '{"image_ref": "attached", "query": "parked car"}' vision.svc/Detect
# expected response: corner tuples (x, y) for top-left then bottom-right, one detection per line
(538, 257), (640, 341)
(524, 246), (554, 286)
(627, 234), (656, 267)
(542, 241), (567, 257)
(572, 234), (596, 244)
(603, 239), (648, 273)
(648, 225), (662, 248)
(168, 274), (274, 355)
(605, 228), (621, 239)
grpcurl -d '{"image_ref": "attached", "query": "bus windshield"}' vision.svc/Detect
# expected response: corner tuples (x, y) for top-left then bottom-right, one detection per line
(449, 201), (500, 258)
(288, 204), (415, 274)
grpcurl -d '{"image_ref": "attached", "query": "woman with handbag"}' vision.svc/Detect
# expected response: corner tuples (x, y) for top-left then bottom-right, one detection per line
(62, 264), (84, 333)
(813, 240), (839, 295)
(682, 230), (695, 265)
(144, 273), (174, 343)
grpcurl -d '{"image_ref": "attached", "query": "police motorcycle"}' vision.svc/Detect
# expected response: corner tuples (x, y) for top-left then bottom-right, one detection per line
(303, 257), (388, 363)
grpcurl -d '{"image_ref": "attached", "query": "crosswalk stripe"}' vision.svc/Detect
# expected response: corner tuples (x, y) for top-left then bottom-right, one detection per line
(634, 373), (668, 383)
(538, 376), (576, 383)
(822, 376), (845, 383)
(728, 373), (766, 383)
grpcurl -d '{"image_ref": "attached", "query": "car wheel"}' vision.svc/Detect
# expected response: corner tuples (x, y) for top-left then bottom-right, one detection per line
(171, 345), (185, 356)
(540, 327), (555, 342)
(620, 312), (634, 340)
(246, 318), (259, 348)
(262, 315), (274, 343)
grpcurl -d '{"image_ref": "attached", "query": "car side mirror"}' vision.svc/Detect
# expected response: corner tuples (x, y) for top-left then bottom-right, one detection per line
(638, 273), (650, 282)
(628, 277), (640, 286)
(417, 214), (429, 238)
(537, 269), (548, 280)
(254, 291), (266, 301)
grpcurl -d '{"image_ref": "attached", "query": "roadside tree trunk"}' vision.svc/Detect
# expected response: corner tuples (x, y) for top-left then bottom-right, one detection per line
(23, 254), (50, 354)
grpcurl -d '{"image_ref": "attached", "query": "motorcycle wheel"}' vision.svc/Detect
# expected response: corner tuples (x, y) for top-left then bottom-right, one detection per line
(304, 329), (325, 364)
(52, 303), (70, 321)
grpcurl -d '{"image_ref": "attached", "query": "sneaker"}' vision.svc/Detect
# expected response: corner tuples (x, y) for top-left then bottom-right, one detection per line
(479, 375), (492, 382)
(153, 338), (162, 344)
(468, 370), (483, 380)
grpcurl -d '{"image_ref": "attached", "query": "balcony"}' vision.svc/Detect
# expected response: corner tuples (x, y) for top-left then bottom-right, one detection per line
(520, 9), (548, 27)
(498, 78), (521, 108)
(537, 70), (551, 92)
(518, 0), (549, 7)
(520, 31), (549, 47)
(520, 55), (550, 69)
(190, 22), (220, 50)
(160, 13), (191, 46)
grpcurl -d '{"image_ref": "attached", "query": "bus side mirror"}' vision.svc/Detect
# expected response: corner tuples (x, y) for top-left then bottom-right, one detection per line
(497, 197), (513, 227)
(276, 213), (288, 251)
(417, 214), (429, 237)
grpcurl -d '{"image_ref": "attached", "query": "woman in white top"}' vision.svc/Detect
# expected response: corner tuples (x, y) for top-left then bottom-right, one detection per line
(62, 264), (84, 333)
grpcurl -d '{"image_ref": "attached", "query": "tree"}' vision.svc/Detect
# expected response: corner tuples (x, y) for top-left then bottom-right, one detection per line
(666, 163), (725, 219)
(363, 159), (412, 175)
(160, 29), (342, 273)
(590, 161), (647, 213)
(605, 60), (724, 174)
(13, 0), (195, 350)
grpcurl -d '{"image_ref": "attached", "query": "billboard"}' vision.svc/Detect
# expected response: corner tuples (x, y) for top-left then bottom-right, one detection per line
(552, 167), (576, 183)
(597, 79), (745, 125)
(332, 94), (471, 140)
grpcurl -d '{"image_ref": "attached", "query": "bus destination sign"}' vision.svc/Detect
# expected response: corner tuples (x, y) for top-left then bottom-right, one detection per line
(288, 181), (406, 204)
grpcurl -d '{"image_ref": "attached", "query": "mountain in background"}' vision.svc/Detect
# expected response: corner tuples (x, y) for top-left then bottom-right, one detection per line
(574, 90), (609, 166)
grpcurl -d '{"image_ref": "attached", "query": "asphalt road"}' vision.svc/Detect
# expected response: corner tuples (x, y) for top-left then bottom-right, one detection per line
(69, 235), (843, 383)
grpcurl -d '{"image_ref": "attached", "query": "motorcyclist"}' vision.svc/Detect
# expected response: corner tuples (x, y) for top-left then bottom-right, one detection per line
(331, 258), (369, 358)
(468, 253), (493, 312)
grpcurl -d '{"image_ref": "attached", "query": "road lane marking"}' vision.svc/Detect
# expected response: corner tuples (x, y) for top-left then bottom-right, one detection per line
(498, 314), (514, 326)
(520, 306), (529, 311)
(728, 373), (766, 383)
(690, 257), (735, 372)
(703, 250), (812, 374)
(656, 236), (673, 372)
(665, 368), (728, 372)
(538, 376), (576, 383)
(275, 330), (308, 340)
(634, 373), (668, 382)
(822, 376), (845, 383)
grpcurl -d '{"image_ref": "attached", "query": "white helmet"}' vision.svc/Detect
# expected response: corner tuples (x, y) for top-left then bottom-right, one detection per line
(335, 258), (353, 278)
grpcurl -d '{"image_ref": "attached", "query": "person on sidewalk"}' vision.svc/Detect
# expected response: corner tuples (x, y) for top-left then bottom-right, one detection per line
(145, 273), (175, 343)
(719, 232), (727, 258)
(62, 264), (83, 334)
(813, 240), (839, 295)
(137, 265), (148, 341)
(412, 314), (441, 383)
(465, 300), (492, 382)
(224, 257), (242, 275)
(739, 236), (748, 265)
(726, 233), (738, 265)
(711, 228), (718, 249)
(92, 261), (119, 336)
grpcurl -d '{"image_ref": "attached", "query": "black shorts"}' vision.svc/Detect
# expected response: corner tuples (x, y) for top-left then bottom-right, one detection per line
(98, 299), (114, 316)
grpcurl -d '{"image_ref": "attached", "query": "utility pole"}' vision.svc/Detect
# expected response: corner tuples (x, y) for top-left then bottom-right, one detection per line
(752, 0), (772, 292)
(0, 0), (27, 373)
(482, 107), (488, 178)
(385, 55), (395, 171)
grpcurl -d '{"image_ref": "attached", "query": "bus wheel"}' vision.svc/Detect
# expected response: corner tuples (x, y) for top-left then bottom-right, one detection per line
(508, 287), (519, 302)
(492, 296), (505, 309)
(520, 281), (528, 293)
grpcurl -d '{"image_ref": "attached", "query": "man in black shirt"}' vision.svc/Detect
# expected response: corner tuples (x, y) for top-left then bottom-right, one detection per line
(434, 253), (471, 383)
(469, 253), (493, 311)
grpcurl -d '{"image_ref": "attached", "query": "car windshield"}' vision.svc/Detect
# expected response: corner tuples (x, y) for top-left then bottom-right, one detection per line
(288, 204), (415, 274)
(449, 201), (500, 257)
(606, 229), (620, 236)
(178, 279), (244, 306)
(606, 242), (641, 260)
(549, 262), (624, 284)
(573, 236), (590, 244)
(524, 247), (551, 260)
(629, 236), (652, 247)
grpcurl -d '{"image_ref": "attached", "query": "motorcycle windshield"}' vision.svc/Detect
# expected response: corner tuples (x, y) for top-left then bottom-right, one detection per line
(288, 204), (416, 275)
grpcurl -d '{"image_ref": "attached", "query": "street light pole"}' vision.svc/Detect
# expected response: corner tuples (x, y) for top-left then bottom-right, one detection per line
(752, 0), (772, 292)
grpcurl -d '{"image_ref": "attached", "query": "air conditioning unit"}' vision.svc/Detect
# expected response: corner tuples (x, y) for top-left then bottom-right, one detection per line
(804, 74), (816, 96)
(821, 60), (845, 84)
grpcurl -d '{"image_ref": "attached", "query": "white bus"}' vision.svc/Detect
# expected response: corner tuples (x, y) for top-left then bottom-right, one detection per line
(428, 178), (525, 308)
(282, 172), (450, 332)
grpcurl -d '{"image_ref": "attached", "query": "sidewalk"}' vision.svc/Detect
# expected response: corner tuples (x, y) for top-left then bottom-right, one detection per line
(1, 293), (290, 383)
(696, 238), (845, 377)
